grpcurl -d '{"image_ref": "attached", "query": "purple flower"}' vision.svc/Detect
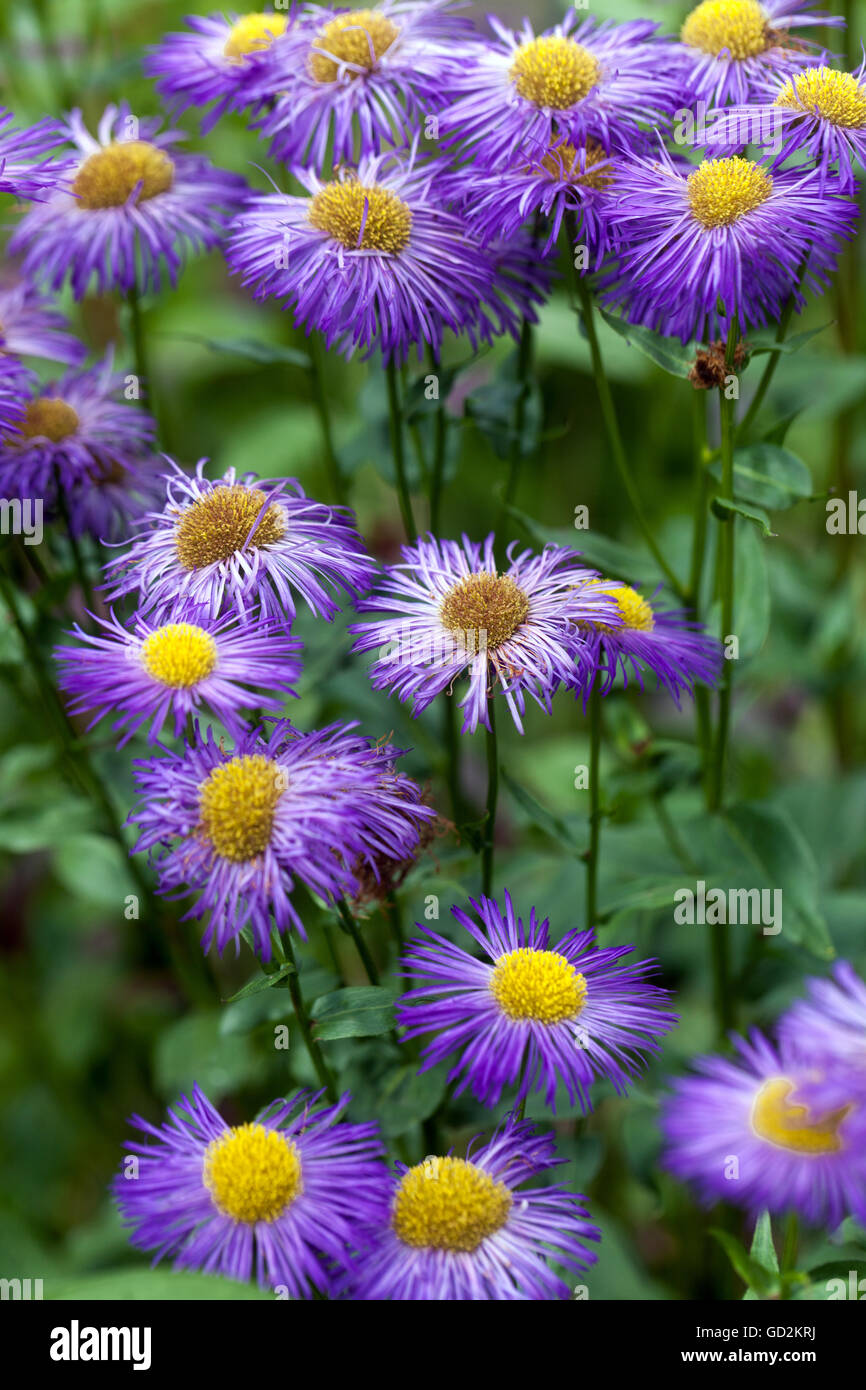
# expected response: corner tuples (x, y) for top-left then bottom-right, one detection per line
(0, 352), (156, 501)
(347, 1114), (600, 1300)
(251, 1), (475, 171)
(582, 581), (722, 706)
(101, 459), (376, 622)
(397, 891), (677, 1111)
(114, 1086), (390, 1296)
(129, 719), (436, 956)
(225, 150), (496, 364)
(8, 103), (247, 297)
(441, 15), (679, 168)
(677, 0), (839, 107)
(64, 452), (171, 544)
(0, 276), (86, 366)
(661, 1029), (866, 1227)
(777, 962), (866, 1075)
(55, 606), (302, 747)
(0, 353), (34, 434)
(0, 107), (70, 201)
(350, 533), (618, 734)
(146, 10), (292, 134)
(600, 146), (857, 342)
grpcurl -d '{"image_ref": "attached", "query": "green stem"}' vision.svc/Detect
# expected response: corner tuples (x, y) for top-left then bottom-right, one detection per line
(385, 359), (416, 543)
(688, 391), (713, 796)
(336, 896), (380, 986)
(482, 700), (498, 897)
(308, 333), (344, 505)
(735, 296), (795, 443)
(496, 317), (533, 560)
(709, 317), (740, 813)
(429, 351), (447, 534)
(443, 692), (464, 824)
(781, 1212), (800, 1277)
(585, 681), (602, 925)
(282, 934), (337, 1101)
(126, 287), (157, 431)
(53, 467), (98, 615)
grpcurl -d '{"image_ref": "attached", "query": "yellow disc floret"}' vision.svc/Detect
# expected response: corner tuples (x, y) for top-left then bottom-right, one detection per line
(308, 179), (412, 252)
(175, 485), (286, 570)
(775, 66), (866, 127)
(204, 1124), (303, 1223)
(537, 138), (613, 189)
(140, 623), (218, 688)
(687, 156), (773, 228)
(392, 1156), (512, 1251)
(223, 12), (288, 63)
(490, 947), (587, 1024)
(19, 397), (79, 442)
(681, 0), (770, 60)
(198, 753), (285, 861)
(309, 10), (400, 83)
(439, 573), (530, 651)
(510, 36), (601, 110)
(72, 141), (174, 210)
(751, 1077), (851, 1154)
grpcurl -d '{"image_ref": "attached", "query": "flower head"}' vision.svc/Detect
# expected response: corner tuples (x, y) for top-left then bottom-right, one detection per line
(600, 146), (857, 341)
(8, 104), (246, 297)
(56, 606), (302, 747)
(251, 1), (474, 170)
(114, 1086), (390, 1297)
(350, 533), (618, 734)
(778, 963), (866, 1075)
(348, 1113), (600, 1299)
(678, 0), (839, 106)
(101, 459), (375, 622)
(397, 891), (677, 1110)
(442, 15), (678, 167)
(0, 277), (86, 366)
(662, 1029), (866, 1227)
(0, 353), (34, 434)
(129, 719), (435, 956)
(226, 151), (495, 364)
(0, 107), (70, 200)
(147, 10), (292, 133)
(582, 581), (722, 706)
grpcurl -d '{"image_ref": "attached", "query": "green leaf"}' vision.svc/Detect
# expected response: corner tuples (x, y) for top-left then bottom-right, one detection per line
(711, 443), (812, 511)
(45, 1269), (272, 1301)
(167, 333), (311, 370)
(153, 1014), (266, 1101)
(750, 1210), (780, 1274)
(711, 1228), (780, 1298)
(711, 496), (776, 536)
(500, 767), (580, 853)
(223, 963), (295, 1003)
(792, 1262), (866, 1301)
(52, 833), (137, 906)
(506, 506), (664, 588)
(597, 307), (696, 378)
(310, 986), (398, 1040)
(748, 323), (832, 356)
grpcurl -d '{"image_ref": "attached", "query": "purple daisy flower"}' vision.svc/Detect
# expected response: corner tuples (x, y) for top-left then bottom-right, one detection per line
(8, 103), (247, 298)
(146, 10), (292, 134)
(662, 1029), (866, 1228)
(478, 230), (556, 337)
(582, 581), (722, 706)
(677, 0), (840, 107)
(0, 277), (86, 366)
(600, 145), (857, 342)
(441, 15), (678, 168)
(114, 1086), (390, 1296)
(397, 891), (677, 1111)
(64, 452), (171, 544)
(347, 1113), (600, 1300)
(55, 606), (302, 747)
(0, 352), (156, 501)
(101, 459), (375, 623)
(0, 107), (70, 201)
(129, 718), (435, 956)
(710, 61), (866, 190)
(225, 150), (495, 364)
(0, 353), (34, 434)
(778, 963), (866, 1074)
(350, 533), (618, 734)
(251, 0), (474, 171)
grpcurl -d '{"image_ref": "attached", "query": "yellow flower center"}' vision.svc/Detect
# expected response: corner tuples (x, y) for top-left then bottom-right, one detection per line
(72, 141), (174, 210)
(308, 179), (413, 253)
(204, 1124), (303, 1223)
(223, 12), (288, 63)
(140, 622), (218, 688)
(174, 485), (286, 570)
(392, 1156), (512, 1252)
(681, 0), (771, 59)
(309, 10), (400, 83)
(19, 397), (79, 442)
(198, 753), (285, 862)
(775, 66), (866, 127)
(509, 36), (601, 110)
(687, 156), (773, 228)
(751, 1077), (851, 1155)
(536, 138), (613, 189)
(602, 582), (655, 632)
(439, 573), (530, 651)
(490, 947), (587, 1024)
